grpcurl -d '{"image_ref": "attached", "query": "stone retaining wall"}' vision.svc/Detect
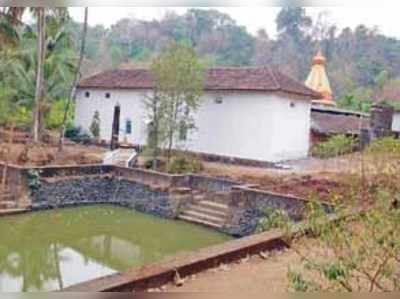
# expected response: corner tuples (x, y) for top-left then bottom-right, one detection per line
(224, 186), (332, 237)
(188, 174), (239, 192)
(38, 164), (113, 178)
(0, 163), (329, 237)
(113, 166), (188, 189)
(34, 177), (179, 219)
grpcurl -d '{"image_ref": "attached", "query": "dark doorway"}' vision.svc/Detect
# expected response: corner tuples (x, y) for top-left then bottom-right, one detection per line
(111, 104), (120, 150)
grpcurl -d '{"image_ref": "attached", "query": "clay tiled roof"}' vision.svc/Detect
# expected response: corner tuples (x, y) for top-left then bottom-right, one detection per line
(311, 110), (370, 135)
(79, 67), (321, 99)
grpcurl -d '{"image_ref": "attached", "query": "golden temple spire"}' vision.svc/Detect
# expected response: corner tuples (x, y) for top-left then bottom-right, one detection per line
(305, 50), (336, 107)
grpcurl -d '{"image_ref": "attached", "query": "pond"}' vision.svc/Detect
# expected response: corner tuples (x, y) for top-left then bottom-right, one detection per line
(0, 205), (231, 292)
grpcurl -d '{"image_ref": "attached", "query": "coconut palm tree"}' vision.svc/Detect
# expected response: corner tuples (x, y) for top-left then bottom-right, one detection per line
(0, 7), (68, 142)
(1, 16), (75, 133)
(59, 7), (89, 151)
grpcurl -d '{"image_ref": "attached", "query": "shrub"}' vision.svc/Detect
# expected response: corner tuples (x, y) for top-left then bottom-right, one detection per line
(89, 111), (101, 140)
(45, 99), (75, 129)
(312, 135), (356, 158)
(257, 208), (291, 232)
(166, 154), (203, 174)
(65, 124), (91, 145)
(366, 137), (400, 156)
(280, 191), (400, 292)
(272, 143), (400, 291)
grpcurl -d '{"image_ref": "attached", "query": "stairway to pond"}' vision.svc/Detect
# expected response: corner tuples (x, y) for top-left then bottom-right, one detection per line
(0, 188), (28, 214)
(178, 192), (231, 229)
(0, 180), (31, 214)
(0, 188), (15, 209)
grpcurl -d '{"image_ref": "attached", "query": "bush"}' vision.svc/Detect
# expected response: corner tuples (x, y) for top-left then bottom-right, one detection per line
(89, 111), (101, 139)
(312, 135), (356, 159)
(45, 99), (75, 129)
(65, 124), (91, 145)
(257, 208), (291, 232)
(166, 154), (203, 174)
(366, 137), (400, 156)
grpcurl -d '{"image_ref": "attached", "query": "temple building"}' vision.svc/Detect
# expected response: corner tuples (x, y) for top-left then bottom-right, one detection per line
(75, 67), (320, 163)
(307, 50), (370, 145)
(305, 50), (336, 107)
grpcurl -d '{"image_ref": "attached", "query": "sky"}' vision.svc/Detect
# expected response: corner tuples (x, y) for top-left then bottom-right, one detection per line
(68, 4), (400, 39)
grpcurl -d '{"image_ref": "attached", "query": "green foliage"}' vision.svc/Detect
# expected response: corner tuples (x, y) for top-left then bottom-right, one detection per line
(287, 270), (310, 292)
(273, 143), (400, 291)
(45, 99), (74, 129)
(65, 124), (91, 144)
(366, 137), (400, 156)
(26, 169), (41, 196)
(0, 88), (31, 129)
(0, 11), (76, 131)
(150, 42), (206, 159)
(89, 110), (101, 139)
(166, 154), (203, 174)
(312, 135), (356, 159)
(337, 93), (373, 113)
(257, 208), (291, 232)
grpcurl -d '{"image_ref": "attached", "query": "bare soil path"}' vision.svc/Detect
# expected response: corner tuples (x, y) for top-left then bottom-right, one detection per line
(161, 247), (300, 292)
(200, 156), (362, 201)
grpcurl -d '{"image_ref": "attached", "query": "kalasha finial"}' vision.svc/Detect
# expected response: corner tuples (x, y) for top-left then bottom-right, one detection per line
(312, 49), (326, 65)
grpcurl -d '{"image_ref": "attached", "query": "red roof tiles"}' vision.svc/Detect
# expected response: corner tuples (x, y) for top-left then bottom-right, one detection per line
(311, 111), (370, 135)
(79, 67), (321, 99)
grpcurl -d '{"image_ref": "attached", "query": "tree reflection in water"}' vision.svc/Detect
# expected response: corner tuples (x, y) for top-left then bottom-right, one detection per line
(0, 205), (230, 291)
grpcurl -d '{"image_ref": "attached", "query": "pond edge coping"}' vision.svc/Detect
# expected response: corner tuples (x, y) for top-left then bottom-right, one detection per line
(61, 229), (286, 292)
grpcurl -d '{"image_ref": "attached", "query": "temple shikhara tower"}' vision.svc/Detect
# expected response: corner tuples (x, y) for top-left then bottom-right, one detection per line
(305, 50), (336, 107)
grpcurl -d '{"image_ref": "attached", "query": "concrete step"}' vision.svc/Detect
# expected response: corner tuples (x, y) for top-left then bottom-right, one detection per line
(103, 149), (137, 166)
(0, 201), (16, 209)
(193, 194), (206, 201)
(196, 200), (229, 213)
(180, 210), (226, 225)
(178, 215), (223, 229)
(0, 192), (12, 200)
(187, 204), (228, 218)
(0, 208), (29, 216)
(210, 192), (231, 204)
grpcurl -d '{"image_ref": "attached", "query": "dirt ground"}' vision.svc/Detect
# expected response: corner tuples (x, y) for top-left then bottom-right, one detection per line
(200, 159), (359, 201)
(0, 128), (106, 166)
(158, 241), (312, 292)
(162, 253), (294, 292)
(0, 142), (106, 166)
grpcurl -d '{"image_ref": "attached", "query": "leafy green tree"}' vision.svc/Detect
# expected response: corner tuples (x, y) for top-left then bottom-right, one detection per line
(59, 7), (89, 151)
(143, 92), (166, 169)
(0, 7), (69, 142)
(276, 7), (312, 41)
(150, 42), (206, 161)
(216, 25), (255, 66)
(0, 14), (75, 133)
(337, 88), (374, 112)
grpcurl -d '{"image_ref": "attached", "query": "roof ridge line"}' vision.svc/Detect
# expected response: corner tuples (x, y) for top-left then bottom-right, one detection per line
(268, 67), (280, 90)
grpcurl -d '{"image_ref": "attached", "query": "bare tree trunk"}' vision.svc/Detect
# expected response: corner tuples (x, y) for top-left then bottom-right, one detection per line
(1, 124), (14, 189)
(58, 7), (89, 151)
(33, 7), (46, 143)
(151, 94), (160, 170)
(167, 99), (179, 163)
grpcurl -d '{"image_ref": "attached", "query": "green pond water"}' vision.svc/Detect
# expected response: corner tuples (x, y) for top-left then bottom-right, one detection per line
(0, 205), (231, 292)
